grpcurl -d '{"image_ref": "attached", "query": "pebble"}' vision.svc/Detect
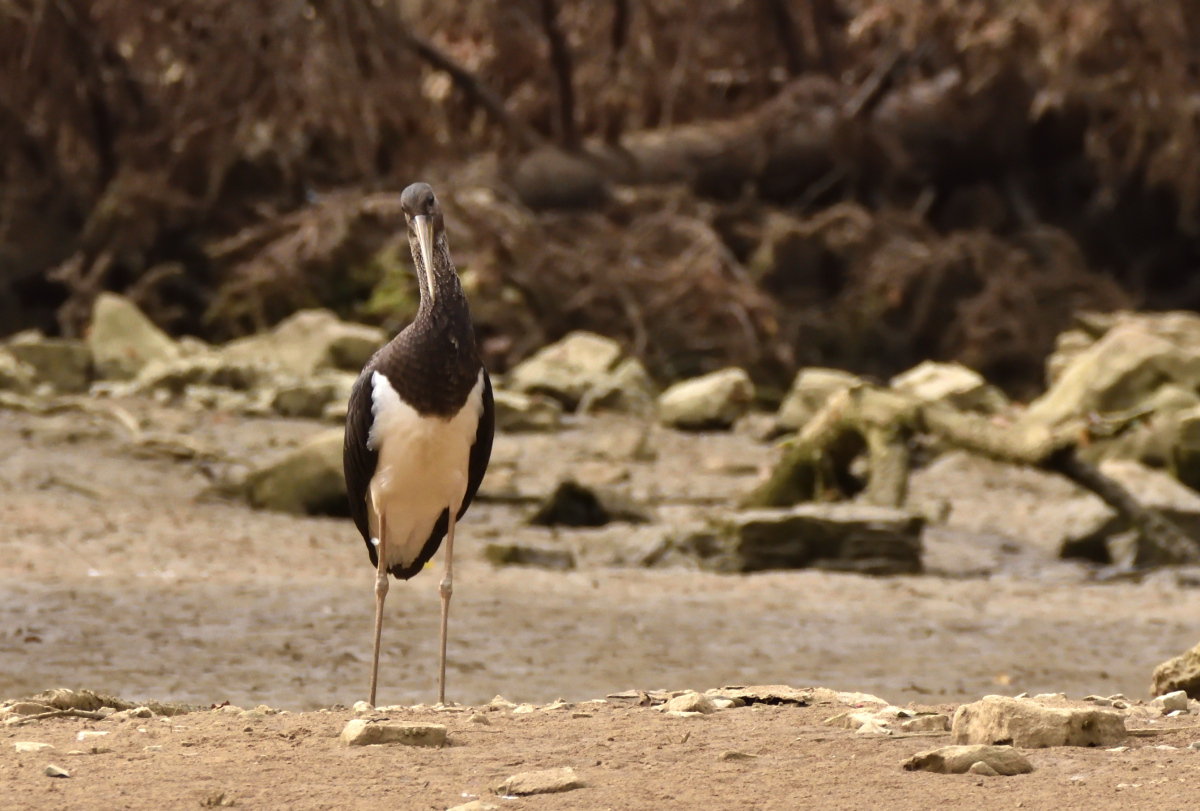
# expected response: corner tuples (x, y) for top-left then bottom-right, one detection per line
(1107, 746), (1129, 753)
(900, 714), (951, 733)
(353, 701), (374, 714)
(144, 745), (163, 752)
(1152, 691), (1189, 714)
(718, 750), (757, 761)
(665, 692), (716, 715)
(44, 764), (69, 778)
(495, 767), (583, 796)
(446, 801), (499, 811)
(14, 742), (53, 753)
(665, 711), (704, 719)
(1189, 741), (1200, 751)
(467, 714), (490, 725)
(76, 730), (109, 741)
(512, 704), (536, 714)
(710, 698), (744, 710)
(541, 699), (571, 712)
(571, 712), (594, 719)
(967, 761), (1000, 777)
(340, 720), (447, 748)
(489, 696), (517, 710)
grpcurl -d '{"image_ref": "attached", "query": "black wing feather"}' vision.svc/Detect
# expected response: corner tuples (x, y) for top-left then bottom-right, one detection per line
(343, 368), (380, 568)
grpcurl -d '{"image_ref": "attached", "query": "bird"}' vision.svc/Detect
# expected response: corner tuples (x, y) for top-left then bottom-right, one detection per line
(342, 182), (494, 707)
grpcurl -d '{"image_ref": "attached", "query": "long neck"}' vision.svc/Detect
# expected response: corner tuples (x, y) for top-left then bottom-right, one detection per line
(410, 230), (466, 315)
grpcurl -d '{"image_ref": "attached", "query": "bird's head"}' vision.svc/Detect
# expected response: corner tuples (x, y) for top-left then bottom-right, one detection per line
(400, 182), (445, 292)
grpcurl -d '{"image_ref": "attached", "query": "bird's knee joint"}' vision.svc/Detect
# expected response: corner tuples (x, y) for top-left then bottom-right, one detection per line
(439, 578), (453, 599)
(375, 571), (389, 598)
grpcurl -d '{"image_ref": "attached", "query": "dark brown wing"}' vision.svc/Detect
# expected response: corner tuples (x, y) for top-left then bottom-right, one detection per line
(388, 369), (495, 581)
(343, 368), (380, 567)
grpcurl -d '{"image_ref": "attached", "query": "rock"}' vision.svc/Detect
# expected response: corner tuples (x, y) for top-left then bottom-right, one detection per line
(1152, 690), (1190, 713)
(222, 309), (384, 378)
(1045, 329), (1095, 388)
(901, 714), (952, 732)
(951, 696), (1126, 748)
(447, 802), (499, 811)
(689, 504), (923, 574)
(890, 360), (1008, 414)
(8, 702), (53, 716)
(706, 685), (816, 706)
(665, 692), (716, 714)
(0, 349), (34, 393)
(492, 389), (562, 432)
(968, 760), (1000, 776)
(1024, 319), (1200, 426)
(775, 368), (862, 433)
(578, 358), (658, 415)
(1152, 642), (1200, 699)
(353, 701), (374, 714)
(484, 543), (576, 570)
(495, 767), (583, 796)
(76, 730), (108, 741)
(506, 331), (623, 410)
(1172, 406), (1200, 492)
(903, 744), (1033, 776)
(658, 368), (754, 430)
(244, 429), (346, 515)
(489, 696), (517, 710)
(87, 293), (180, 380)
(340, 719), (447, 747)
(14, 742), (53, 752)
(271, 372), (356, 419)
(5, 331), (92, 393)
(44, 764), (69, 778)
(134, 354), (263, 396)
(528, 479), (651, 527)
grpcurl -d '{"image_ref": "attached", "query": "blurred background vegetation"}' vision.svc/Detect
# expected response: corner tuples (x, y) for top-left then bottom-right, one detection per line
(2, 0), (1199, 398)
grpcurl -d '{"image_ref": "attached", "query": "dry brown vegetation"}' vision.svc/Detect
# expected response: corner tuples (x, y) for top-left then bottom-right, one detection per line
(2, 0), (1199, 393)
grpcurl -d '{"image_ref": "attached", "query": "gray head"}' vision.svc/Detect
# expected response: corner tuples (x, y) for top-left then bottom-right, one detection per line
(400, 183), (446, 294)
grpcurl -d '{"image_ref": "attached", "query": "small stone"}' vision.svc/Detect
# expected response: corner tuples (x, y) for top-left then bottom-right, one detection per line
(901, 714), (951, 733)
(144, 745), (163, 752)
(340, 719), (447, 747)
(968, 761), (1000, 777)
(856, 718), (893, 736)
(467, 713), (490, 725)
(1188, 741), (1200, 750)
(495, 766), (583, 796)
(1107, 746), (1130, 753)
(658, 368), (755, 431)
(665, 691), (716, 715)
(1152, 690), (1190, 714)
(447, 801), (499, 811)
(9, 702), (54, 716)
(571, 712), (593, 719)
(710, 698), (744, 710)
(511, 704), (536, 714)
(541, 699), (571, 712)
(506, 331), (624, 410)
(44, 764), (69, 778)
(87, 293), (179, 380)
(718, 750), (758, 761)
(15, 742), (53, 753)
(489, 696), (517, 710)
(5, 332), (92, 393)
(353, 701), (374, 714)
(76, 730), (109, 741)
(890, 360), (1008, 414)
(244, 429), (345, 515)
(665, 711), (703, 718)
(902, 745), (1034, 776)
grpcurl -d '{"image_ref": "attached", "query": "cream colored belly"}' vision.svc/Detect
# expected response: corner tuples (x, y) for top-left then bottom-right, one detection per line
(367, 370), (484, 569)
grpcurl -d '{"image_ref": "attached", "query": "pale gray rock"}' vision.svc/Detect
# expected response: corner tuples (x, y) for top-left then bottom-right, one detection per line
(493, 389), (562, 432)
(890, 360), (1008, 413)
(244, 429), (345, 514)
(578, 357), (658, 415)
(271, 372), (355, 419)
(6, 331), (92, 393)
(506, 331), (623, 410)
(952, 696), (1126, 748)
(134, 354), (262, 396)
(658, 368), (754, 430)
(340, 719), (446, 747)
(0, 349), (34, 393)
(901, 714), (952, 732)
(222, 309), (384, 377)
(44, 764), (70, 778)
(447, 802), (499, 811)
(665, 692), (716, 714)
(1152, 690), (1189, 714)
(775, 368), (862, 433)
(87, 293), (180, 380)
(902, 744), (1033, 775)
(14, 742), (53, 753)
(495, 767), (583, 796)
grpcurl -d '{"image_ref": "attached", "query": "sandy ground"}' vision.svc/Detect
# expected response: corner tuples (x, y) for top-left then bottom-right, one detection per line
(3, 400), (1200, 808)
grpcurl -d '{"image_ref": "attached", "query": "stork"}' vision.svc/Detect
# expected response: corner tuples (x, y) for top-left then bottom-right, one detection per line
(343, 182), (495, 706)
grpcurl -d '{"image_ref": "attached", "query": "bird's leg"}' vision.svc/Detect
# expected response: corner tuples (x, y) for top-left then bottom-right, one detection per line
(438, 507), (456, 706)
(369, 513), (388, 708)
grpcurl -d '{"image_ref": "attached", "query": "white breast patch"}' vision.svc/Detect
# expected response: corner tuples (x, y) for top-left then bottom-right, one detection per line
(367, 369), (485, 570)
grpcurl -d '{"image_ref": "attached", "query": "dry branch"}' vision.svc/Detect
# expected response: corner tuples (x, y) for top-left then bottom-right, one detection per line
(746, 383), (1200, 567)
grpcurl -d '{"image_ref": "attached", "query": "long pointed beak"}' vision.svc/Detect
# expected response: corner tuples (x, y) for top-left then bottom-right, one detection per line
(414, 215), (434, 283)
